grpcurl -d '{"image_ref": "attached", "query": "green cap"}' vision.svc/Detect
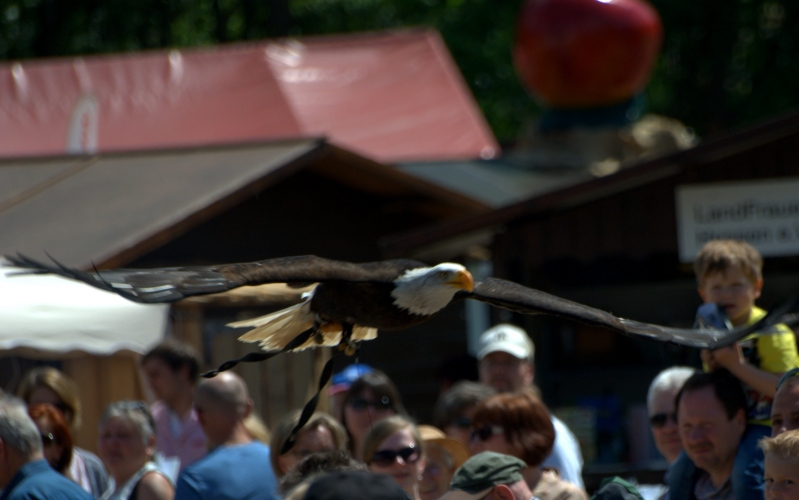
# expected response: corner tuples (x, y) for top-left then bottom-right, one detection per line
(440, 452), (527, 500)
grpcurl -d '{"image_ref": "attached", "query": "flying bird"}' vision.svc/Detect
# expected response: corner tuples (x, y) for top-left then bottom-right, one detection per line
(5, 254), (794, 352)
(8, 253), (797, 453)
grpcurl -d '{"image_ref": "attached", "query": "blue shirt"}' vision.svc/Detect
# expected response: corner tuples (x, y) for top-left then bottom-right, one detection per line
(1, 459), (93, 500)
(174, 442), (278, 500)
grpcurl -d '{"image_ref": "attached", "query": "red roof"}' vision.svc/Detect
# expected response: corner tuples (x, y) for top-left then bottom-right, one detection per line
(0, 30), (498, 163)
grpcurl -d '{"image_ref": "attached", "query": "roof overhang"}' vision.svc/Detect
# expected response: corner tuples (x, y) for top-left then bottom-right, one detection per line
(0, 139), (489, 269)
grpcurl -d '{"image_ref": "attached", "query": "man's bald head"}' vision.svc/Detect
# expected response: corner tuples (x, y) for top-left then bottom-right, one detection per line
(194, 372), (255, 447)
(195, 372), (250, 417)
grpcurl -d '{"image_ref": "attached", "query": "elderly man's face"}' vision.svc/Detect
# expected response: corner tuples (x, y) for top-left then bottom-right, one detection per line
(649, 388), (682, 464)
(771, 383), (799, 436)
(478, 352), (531, 393)
(678, 386), (745, 477)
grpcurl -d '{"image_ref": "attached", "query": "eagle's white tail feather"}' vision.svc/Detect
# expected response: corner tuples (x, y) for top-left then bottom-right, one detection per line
(233, 302), (315, 351)
(229, 302), (378, 351)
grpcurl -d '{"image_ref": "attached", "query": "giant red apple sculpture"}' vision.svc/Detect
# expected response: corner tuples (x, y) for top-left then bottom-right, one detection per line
(514, 0), (663, 109)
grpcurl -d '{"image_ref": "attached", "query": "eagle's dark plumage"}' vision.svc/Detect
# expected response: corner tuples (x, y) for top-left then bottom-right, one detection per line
(5, 253), (795, 350)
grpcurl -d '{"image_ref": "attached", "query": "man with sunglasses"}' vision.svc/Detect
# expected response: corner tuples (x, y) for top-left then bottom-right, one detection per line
(647, 366), (695, 464)
(476, 324), (584, 489)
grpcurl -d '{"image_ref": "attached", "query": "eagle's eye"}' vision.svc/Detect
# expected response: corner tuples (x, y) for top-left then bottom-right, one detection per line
(438, 271), (450, 280)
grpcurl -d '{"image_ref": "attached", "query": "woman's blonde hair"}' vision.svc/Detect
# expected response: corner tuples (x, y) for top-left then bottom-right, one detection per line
(760, 429), (799, 464)
(269, 410), (348, 478)
(362, 415), (422, 466)
(17, 367), (82, 430)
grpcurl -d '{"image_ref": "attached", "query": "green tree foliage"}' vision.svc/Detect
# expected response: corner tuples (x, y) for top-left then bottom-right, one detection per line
(0, 0), (795, 142)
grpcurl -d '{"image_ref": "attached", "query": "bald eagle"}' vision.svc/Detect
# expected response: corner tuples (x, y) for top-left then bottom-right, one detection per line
(5, 254), (793, 352)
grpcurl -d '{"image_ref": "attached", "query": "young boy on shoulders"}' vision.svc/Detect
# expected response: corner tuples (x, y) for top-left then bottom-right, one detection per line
(695, 239), (799, 420)
(669, 239), (799, 500)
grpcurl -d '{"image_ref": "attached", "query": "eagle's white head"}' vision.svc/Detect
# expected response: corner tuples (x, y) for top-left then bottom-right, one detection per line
(391, 263), (474, 316)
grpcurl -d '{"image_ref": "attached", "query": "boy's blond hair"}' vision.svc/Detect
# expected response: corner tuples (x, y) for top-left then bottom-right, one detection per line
(694, 239), (763, 286)
(760, 429), (799, 464)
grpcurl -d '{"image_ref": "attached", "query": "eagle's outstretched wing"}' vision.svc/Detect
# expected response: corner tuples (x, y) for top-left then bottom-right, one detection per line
(458, 276), (799, 349)
(4, 254), (425, 303)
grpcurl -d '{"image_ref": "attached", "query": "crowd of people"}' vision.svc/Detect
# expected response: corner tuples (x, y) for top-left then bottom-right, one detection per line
(0, 238), (797, 500)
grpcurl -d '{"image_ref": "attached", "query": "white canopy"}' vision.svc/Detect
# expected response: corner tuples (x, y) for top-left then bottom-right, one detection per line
(0, 264), (168, 354)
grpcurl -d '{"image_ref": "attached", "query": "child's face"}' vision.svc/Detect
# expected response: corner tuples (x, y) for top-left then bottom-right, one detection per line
(698, 268), (762, 327)
(765, 455), (799, 500)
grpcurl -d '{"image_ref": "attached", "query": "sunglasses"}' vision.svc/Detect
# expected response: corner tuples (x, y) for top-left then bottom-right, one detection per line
(470, 425), (504, 442)
(370, 445), (420, 467)
(41, 432), (58, 446)
(349, 397), (393, 412)
(649, 412), (678, 428)
(777, 368), (799, 391)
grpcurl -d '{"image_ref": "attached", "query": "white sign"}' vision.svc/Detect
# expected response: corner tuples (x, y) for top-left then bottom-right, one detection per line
(675, 178), (799, 262)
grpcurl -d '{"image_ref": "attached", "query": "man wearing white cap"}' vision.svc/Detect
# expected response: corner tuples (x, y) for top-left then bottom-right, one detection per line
(477, 324), (585, 489)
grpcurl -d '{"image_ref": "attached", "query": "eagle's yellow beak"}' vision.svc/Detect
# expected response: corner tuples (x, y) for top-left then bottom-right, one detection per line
(447, 269), (474, 292)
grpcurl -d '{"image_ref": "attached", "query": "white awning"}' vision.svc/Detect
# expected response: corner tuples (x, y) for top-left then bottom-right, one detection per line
(0, 264), (168, 355)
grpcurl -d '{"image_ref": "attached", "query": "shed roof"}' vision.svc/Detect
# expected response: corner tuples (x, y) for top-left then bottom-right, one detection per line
(0, 139), (489, 270)
(0, 29), (498, 164)
(383, 109), (799, 257)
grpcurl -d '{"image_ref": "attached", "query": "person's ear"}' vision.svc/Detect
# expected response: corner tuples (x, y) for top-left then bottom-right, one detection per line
(243, 399), (253, 419)
(145, 432), (158, 456)
(753, 278), (763, 299)
(492, 484), (515, 500)
(416, 455), (426, 477)
(524, 362), (534, 386)
(734, 409), (746, 431)
(698, 286), (708, 302)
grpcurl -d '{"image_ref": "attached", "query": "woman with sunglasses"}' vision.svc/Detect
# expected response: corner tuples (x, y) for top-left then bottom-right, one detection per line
(269, 410), (348, 479)
(363, 416), (425, 500)
(97, 401), (174, 500)
(29, 403), (74, 476)
(341, 370), (407, 461)
(18, 367), (109, 497)
(470, 391), (587, 500)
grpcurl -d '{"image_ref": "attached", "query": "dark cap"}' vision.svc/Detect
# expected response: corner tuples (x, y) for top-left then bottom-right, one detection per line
(303, 471), (411, 500)
(440, 452), (527, 500)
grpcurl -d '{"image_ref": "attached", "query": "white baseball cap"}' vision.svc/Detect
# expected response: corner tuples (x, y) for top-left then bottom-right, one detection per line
(476, 324), (534, 362)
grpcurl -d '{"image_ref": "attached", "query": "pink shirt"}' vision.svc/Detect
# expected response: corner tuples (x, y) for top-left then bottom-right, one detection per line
(151, 400), (207, 471)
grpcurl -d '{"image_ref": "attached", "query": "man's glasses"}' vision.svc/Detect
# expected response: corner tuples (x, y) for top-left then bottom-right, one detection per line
(348, 397), (393, 412)
(370, 445), (420, 467)
(470, 425), (504, 442)
(649, 412), (677, 428)
(777, 368), (799, 391)
(40, 432), (58, 446)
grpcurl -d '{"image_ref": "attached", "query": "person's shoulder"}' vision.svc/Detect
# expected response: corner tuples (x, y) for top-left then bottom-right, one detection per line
(136, 470), (174, 500)
(13, 466), (93, 500)
(74, 447), (106, 471)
